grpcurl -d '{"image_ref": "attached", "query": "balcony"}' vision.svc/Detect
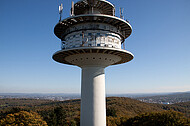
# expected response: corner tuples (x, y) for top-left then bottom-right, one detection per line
(61, 41), (126, 50)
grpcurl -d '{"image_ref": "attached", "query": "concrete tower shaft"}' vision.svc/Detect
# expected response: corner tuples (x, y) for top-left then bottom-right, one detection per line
(53, 0), (133, 126)
(81, 66), (106, 126)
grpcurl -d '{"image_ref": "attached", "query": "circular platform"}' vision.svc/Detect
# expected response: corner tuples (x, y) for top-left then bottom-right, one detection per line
(54, 14), (132, 42)
(53, 47), (133, 67)
(73, 0), (115, 16)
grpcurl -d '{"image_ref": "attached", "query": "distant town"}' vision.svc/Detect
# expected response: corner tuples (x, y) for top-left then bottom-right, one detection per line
(0, 91), (189, 104)
(135, 92), (190, 104)
(0, 93), (80, 101)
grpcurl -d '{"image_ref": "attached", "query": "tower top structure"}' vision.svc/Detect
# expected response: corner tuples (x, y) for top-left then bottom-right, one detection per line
(53, 0), (133, 67)
(54, 0), (132, 42)
(73, 0), (115, 16)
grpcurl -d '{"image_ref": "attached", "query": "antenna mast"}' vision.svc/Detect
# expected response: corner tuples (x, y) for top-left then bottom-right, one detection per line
(120, 7), (124, 19)
(71, 1), (74, 16)
(59, 3), (63, 22)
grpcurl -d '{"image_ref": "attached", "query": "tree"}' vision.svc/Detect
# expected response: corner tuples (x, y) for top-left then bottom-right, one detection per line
(53, 106), (67, 126)
(107, 107), (117, 117)
(120, 110), (190, 126)
(0, 111), (47, 126)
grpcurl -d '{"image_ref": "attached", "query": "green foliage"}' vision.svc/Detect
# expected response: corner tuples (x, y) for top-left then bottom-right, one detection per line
(54, 106), (67, 125)
(37, 105), (80, 126)
(69, 119), (77, 126)
(0, 107), (28, 121)
(106, 97), (164, 118)
(107, 116), (123, 126)
(0, 98), (190, 126)
(107, 107), (117, 117)
(119, 111), (190, 126)
(0, 111), (47, 126)
(0, 98), (51, 109)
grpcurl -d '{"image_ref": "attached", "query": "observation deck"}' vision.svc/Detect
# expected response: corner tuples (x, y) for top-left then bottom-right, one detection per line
(53, 0), (133, 67)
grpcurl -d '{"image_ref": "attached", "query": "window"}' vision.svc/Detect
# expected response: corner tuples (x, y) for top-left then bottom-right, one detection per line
(97, 44), (100, 46)
(108, 38), (112, 42)
(89, 36), (93, 41)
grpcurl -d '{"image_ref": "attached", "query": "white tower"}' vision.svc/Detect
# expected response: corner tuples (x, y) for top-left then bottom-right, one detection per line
(53, 0), (133, 126)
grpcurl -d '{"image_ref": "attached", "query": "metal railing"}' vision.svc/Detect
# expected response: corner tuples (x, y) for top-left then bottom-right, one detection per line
(61, 43), (126, 50)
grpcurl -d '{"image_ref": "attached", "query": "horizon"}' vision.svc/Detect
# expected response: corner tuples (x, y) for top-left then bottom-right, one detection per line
(1, 90), (189, 95)
(1, 0), (190, 94)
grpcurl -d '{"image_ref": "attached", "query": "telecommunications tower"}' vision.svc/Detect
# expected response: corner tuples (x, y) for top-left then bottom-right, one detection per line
(53, 0), (133, 126)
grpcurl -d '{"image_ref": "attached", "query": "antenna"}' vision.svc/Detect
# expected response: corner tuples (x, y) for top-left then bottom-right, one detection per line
(120, 7), (124, 19)
(70, 1), (74, 16)
(59, 3), (63, 22)
(113, 7), (115, 16)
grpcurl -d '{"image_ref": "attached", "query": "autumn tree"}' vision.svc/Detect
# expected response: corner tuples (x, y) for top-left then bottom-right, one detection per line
(0, 111), (47, 126)
(107, 107), (117, 117)
(49, 106), (67, 126)
(119, 110), (190, 126)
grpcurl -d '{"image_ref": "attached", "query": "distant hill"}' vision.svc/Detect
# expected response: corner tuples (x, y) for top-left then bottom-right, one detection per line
(162, 101), (190, 118)
(106, 97), (163, 117)
(107, 97), (190, 118)
(1, 97), (190, 125)
(0, 97), (189, 118)
(1, 91), (189, 104)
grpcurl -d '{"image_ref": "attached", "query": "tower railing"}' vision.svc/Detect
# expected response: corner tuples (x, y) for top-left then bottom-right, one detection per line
(61, 42), (126, 50)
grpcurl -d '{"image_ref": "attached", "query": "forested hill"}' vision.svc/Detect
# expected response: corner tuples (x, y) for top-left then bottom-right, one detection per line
(0, 97), (189, 125)
(106, 97), (190, 118)
(0, 97), (189, 117)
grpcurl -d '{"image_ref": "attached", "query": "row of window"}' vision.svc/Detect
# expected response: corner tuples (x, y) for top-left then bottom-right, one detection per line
(65, 23), (119, 36)
(66, 39), (120, 44)
(66, 37), (120, 44)
(62, 43), (120, 49)
(66, 33), (120, 41)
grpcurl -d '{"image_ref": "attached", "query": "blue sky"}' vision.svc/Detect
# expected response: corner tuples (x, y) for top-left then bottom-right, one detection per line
(0, 0), (190, 94)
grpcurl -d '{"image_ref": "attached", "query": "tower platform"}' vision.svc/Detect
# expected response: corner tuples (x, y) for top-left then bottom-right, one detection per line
(53, 46), (133, 67)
